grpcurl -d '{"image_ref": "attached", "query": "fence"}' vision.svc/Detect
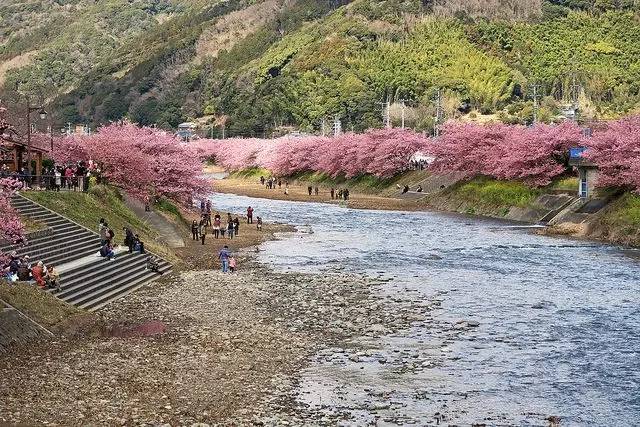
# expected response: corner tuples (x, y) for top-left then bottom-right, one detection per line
(1, 174), (93, 193)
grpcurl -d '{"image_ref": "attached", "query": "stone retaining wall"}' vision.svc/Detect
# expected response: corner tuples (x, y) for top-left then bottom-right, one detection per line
(0, 301), (50, 354)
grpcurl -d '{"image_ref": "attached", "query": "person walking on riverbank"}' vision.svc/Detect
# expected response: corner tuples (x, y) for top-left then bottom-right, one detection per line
(330, 188), (335, 199)
(219, 245), (230, 273)
(213, 216), (221, 239)
(314, 186), (319, 196)
(227, 220), (234, 239)
(199, 220), (208, 245)
(247, 206), (254, 224)
(233, 217), (240, 236)
(256, 216), (263, 231)
(229, 256), (237, 273)
(308, 186), (312, 196)
(191, 220), (199, 240)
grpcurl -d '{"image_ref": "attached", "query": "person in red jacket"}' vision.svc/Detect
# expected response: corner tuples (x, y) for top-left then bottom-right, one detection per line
(31, 261), (46, 288)
(246, 206), (254, 224)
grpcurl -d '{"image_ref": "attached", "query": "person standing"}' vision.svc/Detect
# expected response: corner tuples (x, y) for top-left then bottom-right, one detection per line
(191, 220), (199, 240)
(123, 227), (135, 253)
(98, 218), (107, 245)
(229, 256), (237, 273)
(199, 220), (208, 245)
(213, 216), (221, 239)
(227, 220), (234, 239)
(106, 225), (115, 245)
(330, 188), (335, 199)
(247, 206), (254, 224)
(308, 186), (312, 196)
(219, 245), (231, 273)
(314, 186), (319, 196)
(233, 217), (240, 236)
(54, 168), (62, 192)
(256, 216), (263, 231)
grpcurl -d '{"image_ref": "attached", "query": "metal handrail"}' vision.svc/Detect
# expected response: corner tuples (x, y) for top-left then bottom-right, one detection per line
(0, 174), (97, 192)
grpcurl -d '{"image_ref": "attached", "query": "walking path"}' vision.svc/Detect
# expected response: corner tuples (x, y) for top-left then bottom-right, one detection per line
(123, 195), (185, 248)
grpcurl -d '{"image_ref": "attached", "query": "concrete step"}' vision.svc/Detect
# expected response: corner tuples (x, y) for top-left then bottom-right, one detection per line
(14, 234), (99, 260)
(78, 266), (171, 311)
(59, 253), (148, 296)
(15, 208), (51, 217)
(11, 192), (173, 310)
(60, 255), (153, 303)
(7, 228), (95, 255)
(39, 244), (102, 267)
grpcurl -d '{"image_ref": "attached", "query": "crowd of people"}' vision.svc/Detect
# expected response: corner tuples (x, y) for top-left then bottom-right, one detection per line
(0, 160), (101, 192)
(257, 175), (352, 201)
(192, 200), (248, 245)
(2, 252), (59, 290)
(98, 218), (147, 261)
(193, 199), (270, 274)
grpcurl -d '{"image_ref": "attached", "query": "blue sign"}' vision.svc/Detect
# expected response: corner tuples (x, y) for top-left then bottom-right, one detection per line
(569, 147), (586, 158)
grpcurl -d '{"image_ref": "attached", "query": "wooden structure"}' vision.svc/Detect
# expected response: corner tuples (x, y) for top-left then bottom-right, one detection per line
(0, 137), (48, 177)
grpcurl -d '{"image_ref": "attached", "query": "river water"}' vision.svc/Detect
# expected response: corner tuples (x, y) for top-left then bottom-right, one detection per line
(210, 192), (640, 426)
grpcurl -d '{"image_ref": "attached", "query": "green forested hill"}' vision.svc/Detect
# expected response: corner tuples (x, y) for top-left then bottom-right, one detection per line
(2, 0), (639, 136)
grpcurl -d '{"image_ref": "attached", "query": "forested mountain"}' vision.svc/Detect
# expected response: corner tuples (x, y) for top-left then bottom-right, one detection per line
(2, 0), (639, 137)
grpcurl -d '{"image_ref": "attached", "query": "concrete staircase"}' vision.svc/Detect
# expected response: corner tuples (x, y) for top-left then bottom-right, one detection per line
(2, 194), (172, 311)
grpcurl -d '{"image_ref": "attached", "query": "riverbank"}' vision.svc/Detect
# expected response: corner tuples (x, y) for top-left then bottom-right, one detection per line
(0, 260), (437, 424)
(213, 172), (640, 248)
(2, 186), (438, 424)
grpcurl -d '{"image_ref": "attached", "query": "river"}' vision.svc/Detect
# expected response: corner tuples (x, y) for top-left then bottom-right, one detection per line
(210, 192), (640, 426)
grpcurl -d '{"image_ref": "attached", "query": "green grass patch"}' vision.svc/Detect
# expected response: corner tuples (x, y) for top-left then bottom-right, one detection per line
(23, 185), (172, 259)
(602, 193), (640, 230)
(155, 198), (188, 228)
(285, 171), (404, 193)
(456, 178), (540, 207)
(229, 168), (272, 179)
(549, 176), (579, 191)
(0, 282), (84, 329)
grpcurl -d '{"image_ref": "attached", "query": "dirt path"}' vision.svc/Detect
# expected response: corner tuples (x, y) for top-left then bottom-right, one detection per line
(213, 177), (433, 211)
(123, 194), (185, 248)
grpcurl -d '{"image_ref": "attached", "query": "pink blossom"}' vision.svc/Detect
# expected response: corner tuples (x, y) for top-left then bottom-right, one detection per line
(53, 123), (209, 206)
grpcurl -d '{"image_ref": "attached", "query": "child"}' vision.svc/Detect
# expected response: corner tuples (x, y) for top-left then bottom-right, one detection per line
(256, 216), (263, 231)
(229, 256), (237, 273)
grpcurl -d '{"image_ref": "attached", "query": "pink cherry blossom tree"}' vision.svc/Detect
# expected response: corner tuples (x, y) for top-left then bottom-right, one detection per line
(53, 123), (209, 206)
(0, 178), (25, 265)
(584, 116), (640, 190)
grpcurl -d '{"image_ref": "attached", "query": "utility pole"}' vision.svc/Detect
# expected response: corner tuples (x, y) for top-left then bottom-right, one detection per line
(333, 115), (342, 136)
(384, 99), (391, 129)
(377, 98), (391, 129)
(433, 88), (443, 136)
(530, 83), (541, 125)
(66, 122), (72, 135)
(321, 118), (326, 137)
(569, 73), (581, 122)
(400, 100), (406, 130)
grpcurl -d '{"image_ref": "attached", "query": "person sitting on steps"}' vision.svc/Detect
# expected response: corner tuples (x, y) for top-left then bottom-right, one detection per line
(100, 242), (116, 260)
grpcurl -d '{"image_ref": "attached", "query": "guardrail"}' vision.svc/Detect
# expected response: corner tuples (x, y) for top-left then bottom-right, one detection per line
(0, 174), (93, 192)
